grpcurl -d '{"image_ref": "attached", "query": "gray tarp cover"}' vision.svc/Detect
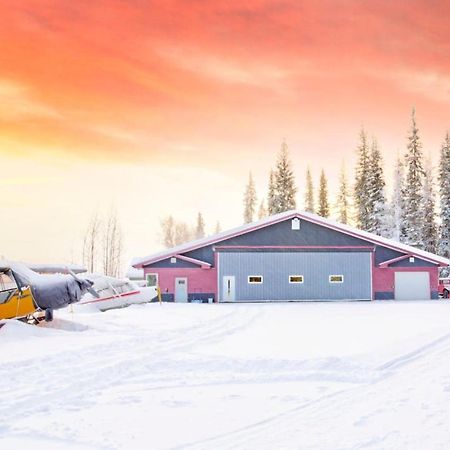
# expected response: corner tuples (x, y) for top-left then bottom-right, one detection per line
(5, 262), (92, 310)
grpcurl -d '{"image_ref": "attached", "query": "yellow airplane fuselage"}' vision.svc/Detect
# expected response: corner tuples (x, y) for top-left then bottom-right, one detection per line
(0, 286), (37, 320)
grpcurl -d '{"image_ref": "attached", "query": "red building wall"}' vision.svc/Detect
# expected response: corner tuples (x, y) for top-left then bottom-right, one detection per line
(144, 267), (217, 301)
(373, 266), (439, 299)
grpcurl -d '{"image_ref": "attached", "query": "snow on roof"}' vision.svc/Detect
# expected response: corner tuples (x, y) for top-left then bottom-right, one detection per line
(133, 210), (450, 268)
(126, 265), (144, 280)
(27, 263), (87, 274)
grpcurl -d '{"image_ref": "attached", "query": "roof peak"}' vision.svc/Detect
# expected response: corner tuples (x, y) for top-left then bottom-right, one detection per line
(132, 210), (449, 268)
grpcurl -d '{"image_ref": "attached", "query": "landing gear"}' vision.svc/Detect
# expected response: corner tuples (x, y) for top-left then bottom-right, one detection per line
(45, 308), (54, 322)
(443, 289), (449, 299)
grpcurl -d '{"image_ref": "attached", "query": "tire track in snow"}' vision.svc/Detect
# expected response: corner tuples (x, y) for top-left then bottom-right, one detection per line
(0, 306), (262, 425)
(176, 329), (450, 450)
(377, 331), (450, 371)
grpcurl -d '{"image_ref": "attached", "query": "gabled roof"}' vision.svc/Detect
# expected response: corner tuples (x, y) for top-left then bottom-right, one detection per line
(132, 210), (450, 268)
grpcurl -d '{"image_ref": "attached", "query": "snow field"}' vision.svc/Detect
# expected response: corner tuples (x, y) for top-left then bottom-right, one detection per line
(1, 302), (450, 449)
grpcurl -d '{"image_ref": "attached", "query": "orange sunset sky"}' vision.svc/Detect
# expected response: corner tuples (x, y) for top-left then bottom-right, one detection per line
(1, 1), (450, 268)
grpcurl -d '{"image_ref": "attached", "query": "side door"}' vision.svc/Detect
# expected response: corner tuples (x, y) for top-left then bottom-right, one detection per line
(174, 277), (188, 302)
(222, 276), (235, 302)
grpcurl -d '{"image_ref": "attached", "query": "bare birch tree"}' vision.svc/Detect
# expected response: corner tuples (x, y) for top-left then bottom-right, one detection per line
(102, 207), (123, 277)
(82, 211), (101, 273)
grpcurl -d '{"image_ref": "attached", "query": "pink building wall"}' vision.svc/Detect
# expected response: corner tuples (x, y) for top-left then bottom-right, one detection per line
(373, 266), (439, 295)
(144, 267), (217, 298)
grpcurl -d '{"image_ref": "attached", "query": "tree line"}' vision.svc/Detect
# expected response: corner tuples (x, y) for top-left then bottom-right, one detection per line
(242, 109), (450, 257)
(160, 213), (221, 248)
(82, 207), (123, 277)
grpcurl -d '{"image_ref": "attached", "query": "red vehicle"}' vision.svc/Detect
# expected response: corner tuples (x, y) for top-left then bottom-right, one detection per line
(438, 277), (450, 298)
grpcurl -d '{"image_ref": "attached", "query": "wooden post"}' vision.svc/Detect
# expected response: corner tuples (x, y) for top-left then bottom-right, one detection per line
(157, 285), (162, 304)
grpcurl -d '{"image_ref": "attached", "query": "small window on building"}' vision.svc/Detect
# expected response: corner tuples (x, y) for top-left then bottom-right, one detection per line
(248, 275), (263, 284)
(329, 275), (344, 283)
(146, 273), (158, 287)
(409, 257), (415, 263)
(289, 275), (304, 283)
(170, 257), (177, 264)
(291, 218), (300, 230)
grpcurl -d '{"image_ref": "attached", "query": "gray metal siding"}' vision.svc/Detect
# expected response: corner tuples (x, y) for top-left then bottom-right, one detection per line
(390, 257), (436, 267)
(184, 218), (374, 265)
(219, 251), (372, 301)
(374, 246), (403, 265)
(144, 258), (199, 269)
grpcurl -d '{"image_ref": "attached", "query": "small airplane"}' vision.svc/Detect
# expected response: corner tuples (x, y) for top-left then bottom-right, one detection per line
(0, 261), (97, 324)
(77, 274), (157, 312)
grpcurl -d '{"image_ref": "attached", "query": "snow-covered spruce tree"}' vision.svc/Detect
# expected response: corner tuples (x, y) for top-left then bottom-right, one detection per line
(304, 167), (314, 213)
(243, 172), (257, 223)
(267, 170), (276, 215)
(391, 154), (405, 241)
(422, 158), (438, 253)
(195, 212), (205, 239)
(353, 128), (371, 230)
(401, 109), (425, 247)
(258, 200), (267, 219)
(367, 139), (390, 236)
(317, 169), (329, 218)
(273, 141), (297, 213)
(439, 133), (450, 256)
(336, 164), (350, 224)
(439, 132), (450, 257)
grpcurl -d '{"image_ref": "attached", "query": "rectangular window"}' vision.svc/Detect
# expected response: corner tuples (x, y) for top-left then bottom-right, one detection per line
(329, 275), (344, 283)
(170, 257), (177, 264)
(289, 275), (304, 284)
(146, 273), (158, 287)
(248, 275), (263, 284)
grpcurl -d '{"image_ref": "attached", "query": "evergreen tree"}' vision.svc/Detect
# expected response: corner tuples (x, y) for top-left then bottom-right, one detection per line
(317, 169), (329, 218)
(273, 141), (297, 213)
(391, 154), (405, 241)
(195, 212), (205, 239)
(336, 164), (349, 224)
(367, 139), (389, 235)
(304, 167), (314, 213)
(422, 158), (438, 253)
(214, 221), (222, 234)
(439, 132), (450, 257)
(267, 170), (276, 215)
(243, 172), (257, 223)
(354, 128), (371, 230)
(258, 200), (267, 219)
(401, 108), (425, 247)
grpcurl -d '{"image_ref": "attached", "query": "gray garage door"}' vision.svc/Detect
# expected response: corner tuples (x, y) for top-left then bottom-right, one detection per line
(394, 272), (430, 300)
(218, 251), (372, 301)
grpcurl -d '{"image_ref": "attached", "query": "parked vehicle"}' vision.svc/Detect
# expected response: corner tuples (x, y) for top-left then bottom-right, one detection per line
(438, 277), (450, 298)
(0, 262), (95, 323)
(77, 275), (157, 311)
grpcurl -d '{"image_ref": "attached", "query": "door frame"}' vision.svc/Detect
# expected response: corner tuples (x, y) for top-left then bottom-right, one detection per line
(222, 275), (236, 302)
(174, 277), (188, 302)
(394, 271), (430, 300)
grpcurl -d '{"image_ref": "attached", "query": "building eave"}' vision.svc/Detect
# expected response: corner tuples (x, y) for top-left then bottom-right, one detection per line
(132, 210), (450, 268)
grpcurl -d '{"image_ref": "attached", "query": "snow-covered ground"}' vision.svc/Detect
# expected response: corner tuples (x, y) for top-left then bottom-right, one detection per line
(2, 302), (450, 449)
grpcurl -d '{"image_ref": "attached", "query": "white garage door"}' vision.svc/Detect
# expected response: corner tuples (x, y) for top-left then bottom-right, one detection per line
(395, 272), (430, 300)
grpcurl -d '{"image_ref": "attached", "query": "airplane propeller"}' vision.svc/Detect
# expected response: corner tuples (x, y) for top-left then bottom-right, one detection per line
(67, 269), (100, 298)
